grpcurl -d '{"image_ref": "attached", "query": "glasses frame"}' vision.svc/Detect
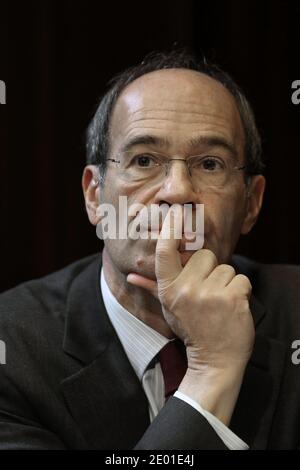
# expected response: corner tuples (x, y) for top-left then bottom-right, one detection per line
(106, 151), (247, 187)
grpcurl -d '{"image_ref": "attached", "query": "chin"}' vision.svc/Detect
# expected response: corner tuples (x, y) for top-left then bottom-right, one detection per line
(131, 249), (196, 279)
(131, 252), (157, 280)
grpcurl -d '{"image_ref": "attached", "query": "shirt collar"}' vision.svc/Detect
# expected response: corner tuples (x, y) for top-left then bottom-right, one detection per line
(100, 268), (171, 380)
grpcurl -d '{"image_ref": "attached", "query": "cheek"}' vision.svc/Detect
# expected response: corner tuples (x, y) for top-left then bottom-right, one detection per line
(101, 179), (161, 247)
(103, 178), (160, 213)
(206, 188), (246, 226)
(204, 191), (246, 252)
(102, 178), (130, 201)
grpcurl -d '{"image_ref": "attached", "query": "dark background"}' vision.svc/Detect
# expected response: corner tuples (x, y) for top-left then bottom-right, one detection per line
(0, 0), (299, 291)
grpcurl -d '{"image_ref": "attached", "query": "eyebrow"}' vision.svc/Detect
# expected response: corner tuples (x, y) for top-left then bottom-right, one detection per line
(120, 134), (238, 159)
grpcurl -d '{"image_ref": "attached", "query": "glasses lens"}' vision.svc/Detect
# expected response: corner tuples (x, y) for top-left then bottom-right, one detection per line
(120, 153), (163, 181)
(117, 152), (241, 187)
(189, 156), (227, 187)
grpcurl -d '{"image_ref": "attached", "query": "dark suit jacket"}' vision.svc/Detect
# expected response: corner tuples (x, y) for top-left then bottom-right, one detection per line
(0, 253), (299, 449)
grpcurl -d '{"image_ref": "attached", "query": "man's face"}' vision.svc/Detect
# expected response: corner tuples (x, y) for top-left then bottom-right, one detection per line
(85, 69), (264, 280)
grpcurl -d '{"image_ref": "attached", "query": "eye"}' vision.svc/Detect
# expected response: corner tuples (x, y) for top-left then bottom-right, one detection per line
(132, 154), (159, 168)
(200, 156), (224, 171)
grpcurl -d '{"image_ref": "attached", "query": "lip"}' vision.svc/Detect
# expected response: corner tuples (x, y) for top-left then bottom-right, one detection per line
(179, 234), (204, 251)
(146, 228), (204, 236)
(146, 226), (162, 232)
(147, 228), (201, 234)
(145, 229), (204, 250)
(147, 228), (161, 234)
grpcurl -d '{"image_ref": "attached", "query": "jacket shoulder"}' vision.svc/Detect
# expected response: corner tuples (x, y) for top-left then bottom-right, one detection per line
(233, 254), (300, 338)
(0, 253), (100, 332)
(232, 254), (300, 291)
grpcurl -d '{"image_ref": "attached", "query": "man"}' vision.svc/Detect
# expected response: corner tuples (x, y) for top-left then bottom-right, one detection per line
(0, 51), (299, 450)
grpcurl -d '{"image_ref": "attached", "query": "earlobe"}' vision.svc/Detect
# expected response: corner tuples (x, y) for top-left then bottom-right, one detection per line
(241, 175), (266, 235)
(82, 165), (101, 226)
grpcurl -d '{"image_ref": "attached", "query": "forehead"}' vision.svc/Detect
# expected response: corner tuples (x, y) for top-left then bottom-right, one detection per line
(109, 68), (245, 154)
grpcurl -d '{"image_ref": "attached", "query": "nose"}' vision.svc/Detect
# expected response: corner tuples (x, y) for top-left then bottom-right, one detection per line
(153, 160), (198, 206)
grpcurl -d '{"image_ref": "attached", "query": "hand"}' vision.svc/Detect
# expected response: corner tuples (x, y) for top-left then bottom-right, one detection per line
(127, 205), (255, 424)
(128, 205), (254, 371)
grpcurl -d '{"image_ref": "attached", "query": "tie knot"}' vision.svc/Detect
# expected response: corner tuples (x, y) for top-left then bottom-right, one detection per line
(158, 339), (187, 400)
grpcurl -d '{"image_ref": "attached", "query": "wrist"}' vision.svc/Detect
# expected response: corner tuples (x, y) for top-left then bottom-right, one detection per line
(178, 365), (246, 426)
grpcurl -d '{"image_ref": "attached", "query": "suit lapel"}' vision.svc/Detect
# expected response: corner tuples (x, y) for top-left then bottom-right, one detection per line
(60, 255), (149, 449)
(230, 255), (287, 448)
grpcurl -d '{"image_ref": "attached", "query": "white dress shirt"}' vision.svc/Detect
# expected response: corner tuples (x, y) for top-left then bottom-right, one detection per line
(100, 268), (248, 450)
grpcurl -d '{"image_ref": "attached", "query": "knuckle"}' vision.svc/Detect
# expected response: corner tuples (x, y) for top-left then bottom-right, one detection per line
(217, 264), (236, 276)
(179, 284), (194, 300)
(235, 274), (252, 291)
(223, 290), (237, 306)
(240, 298), (251, 313)
(198, 288), (209, 303)
(198, 288), (222, 307)
(197, 249), (218, 267)
(224, 288), (250, 312)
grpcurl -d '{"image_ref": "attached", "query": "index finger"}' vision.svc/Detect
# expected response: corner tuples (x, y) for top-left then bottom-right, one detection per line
(155, 204), (183, 289)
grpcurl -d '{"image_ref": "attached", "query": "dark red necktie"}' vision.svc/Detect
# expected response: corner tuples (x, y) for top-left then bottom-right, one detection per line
(158, 339), (188, 400)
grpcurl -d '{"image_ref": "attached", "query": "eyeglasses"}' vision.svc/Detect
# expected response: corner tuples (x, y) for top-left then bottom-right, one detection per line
(107, 151), (246, 189)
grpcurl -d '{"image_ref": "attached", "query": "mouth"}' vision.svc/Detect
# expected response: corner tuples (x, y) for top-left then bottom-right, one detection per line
(145, 228), (204, 252)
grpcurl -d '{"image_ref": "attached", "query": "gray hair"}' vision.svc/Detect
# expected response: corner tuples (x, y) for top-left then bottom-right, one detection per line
(86, 50), (264, 182)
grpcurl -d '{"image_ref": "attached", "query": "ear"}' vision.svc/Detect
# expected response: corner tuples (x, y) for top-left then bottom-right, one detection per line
(241, 175), (266, 235)
(82, 165), (102, 226)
